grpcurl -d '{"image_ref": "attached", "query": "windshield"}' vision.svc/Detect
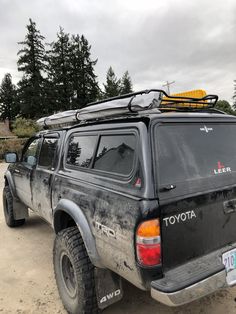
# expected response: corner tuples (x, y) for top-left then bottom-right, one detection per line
(156, 123), (236, 186)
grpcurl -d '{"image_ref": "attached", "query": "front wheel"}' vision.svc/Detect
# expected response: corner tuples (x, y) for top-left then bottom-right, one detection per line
(53, 226), (99, 314)
(3, 186), (25, 227)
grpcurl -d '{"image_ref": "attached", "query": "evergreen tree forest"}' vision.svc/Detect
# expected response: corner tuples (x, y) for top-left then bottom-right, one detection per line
(1, 19), (235, 122)
(0, 19), (133, 121)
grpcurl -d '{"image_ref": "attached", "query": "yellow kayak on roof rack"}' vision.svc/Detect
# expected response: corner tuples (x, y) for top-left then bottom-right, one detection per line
(162, 89), (208, 108)
(171, 89), (207, 98)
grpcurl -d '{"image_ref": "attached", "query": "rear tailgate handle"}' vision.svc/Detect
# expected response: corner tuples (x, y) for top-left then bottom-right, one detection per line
(159, 184), (176, 192)
(223, 199), (236, 214)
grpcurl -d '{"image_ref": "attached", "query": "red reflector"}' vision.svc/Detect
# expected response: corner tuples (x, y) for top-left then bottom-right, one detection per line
(136, 243), (161, 266)
(134, 177), (142, 188)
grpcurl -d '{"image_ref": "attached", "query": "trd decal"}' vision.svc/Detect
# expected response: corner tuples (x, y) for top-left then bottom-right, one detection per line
(163, 210), (197, 227)
(95, 222), (116, 238)
(200, 125), (213, 133)
(213, 161), (231, 175)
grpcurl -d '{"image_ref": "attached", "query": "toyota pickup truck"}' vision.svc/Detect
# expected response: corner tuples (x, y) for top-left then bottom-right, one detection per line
(3, 89), (236, 314)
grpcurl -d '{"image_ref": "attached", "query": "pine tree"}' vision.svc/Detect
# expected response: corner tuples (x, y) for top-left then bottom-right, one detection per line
(42, 78), (57, 115)
(103, 67), (121, 98)
(120, 71), (133, 95)
(70, 35), (99, 109)
(47, 27), (73, 111)
(0, 73), (18, 120)
(216, 100), (235, 115)
(233, 80), (236, 109)
(17, 18), (47, 118)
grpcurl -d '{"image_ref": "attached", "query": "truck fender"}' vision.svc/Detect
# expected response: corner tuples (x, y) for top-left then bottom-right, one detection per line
(53, 199), (104, 268)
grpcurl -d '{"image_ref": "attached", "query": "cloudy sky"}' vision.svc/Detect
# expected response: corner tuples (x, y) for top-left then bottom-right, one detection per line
(0, 0), (236, 103)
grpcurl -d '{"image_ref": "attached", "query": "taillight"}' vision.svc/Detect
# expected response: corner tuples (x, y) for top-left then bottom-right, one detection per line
(136, 219), (161, 266)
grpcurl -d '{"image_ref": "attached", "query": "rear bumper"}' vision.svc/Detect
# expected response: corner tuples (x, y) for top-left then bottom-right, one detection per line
(151, 270), (227, 306)
(150, 243), (236, 306)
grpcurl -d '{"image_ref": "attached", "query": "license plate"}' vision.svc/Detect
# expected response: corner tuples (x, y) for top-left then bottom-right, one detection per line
(222, 248), (236, 286)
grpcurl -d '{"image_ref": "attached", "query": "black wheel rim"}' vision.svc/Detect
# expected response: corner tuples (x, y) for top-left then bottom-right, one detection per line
(60, 252), (77, 298)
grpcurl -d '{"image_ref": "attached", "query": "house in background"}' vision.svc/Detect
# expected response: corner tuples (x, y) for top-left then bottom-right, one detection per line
(0, 119), (16, 139)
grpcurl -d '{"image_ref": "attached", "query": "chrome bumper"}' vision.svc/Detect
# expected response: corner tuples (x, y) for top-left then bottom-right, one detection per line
(151, 270), (227, 306)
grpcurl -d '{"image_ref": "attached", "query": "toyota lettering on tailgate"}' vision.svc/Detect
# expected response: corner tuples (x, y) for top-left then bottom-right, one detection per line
(163, 210), (197, 227)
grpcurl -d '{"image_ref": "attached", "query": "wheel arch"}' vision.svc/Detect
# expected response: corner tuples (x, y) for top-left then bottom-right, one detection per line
(53, 199), (104, 268)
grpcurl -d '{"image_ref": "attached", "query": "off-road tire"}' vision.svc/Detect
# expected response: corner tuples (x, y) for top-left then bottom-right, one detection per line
(3, 186), (25, 227)
(53, 226), (99, 314)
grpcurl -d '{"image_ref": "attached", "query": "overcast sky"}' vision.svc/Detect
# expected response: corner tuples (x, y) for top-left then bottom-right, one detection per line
(0, 0), (236, 103)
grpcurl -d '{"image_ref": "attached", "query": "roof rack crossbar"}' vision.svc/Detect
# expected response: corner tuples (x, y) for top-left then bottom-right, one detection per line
(161, 99), (214, 105)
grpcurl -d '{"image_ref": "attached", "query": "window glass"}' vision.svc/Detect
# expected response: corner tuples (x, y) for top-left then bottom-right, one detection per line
(66, 135), (97, 168)
(156, 124), (236, 185)
(38, 138), (58, 169)
(93, 134), (136, 175)
(22, 138), (40, 167)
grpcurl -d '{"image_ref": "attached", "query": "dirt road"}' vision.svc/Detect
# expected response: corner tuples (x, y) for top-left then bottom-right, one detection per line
(1, 163), (236, 313)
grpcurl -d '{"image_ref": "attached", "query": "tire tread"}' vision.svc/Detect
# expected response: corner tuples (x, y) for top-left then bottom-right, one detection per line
(3, 186), (25, 227)
(53, 226), (99, 314)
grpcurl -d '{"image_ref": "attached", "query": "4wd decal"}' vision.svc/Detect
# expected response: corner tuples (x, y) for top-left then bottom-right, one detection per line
(214, 161), (231, 175)
(100, 289), (121, 304)
(200, 125), (213, 133)
(163, 210), (197, 227)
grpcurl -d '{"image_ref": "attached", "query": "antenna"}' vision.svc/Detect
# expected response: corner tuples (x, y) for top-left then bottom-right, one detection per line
(162, 81), (175, 94)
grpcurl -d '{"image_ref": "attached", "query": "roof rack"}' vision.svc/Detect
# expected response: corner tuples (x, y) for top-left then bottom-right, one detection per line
(37, 89), (219, 128)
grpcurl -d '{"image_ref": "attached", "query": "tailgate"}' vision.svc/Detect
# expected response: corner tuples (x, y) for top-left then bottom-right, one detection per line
(160, 187), (236, 269)
(154, 122), (236, 270)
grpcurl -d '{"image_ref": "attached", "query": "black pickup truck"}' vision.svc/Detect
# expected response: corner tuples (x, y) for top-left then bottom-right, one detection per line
(3, 90), (236, 314)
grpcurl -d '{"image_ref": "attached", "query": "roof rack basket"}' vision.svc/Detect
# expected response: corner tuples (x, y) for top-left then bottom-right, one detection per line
(37, 89), (219, 128)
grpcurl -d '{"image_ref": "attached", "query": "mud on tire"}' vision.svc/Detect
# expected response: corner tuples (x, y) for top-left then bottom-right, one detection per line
(53, 226), (99, 314)
(3, 186), (25, 227)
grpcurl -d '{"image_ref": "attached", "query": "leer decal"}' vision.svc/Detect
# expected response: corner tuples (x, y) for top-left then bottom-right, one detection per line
(213, 161), (231, 175)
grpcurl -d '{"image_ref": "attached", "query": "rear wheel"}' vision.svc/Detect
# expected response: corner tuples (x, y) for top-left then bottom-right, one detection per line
(53, 226), (99, 314)
(3, 186), (25, 227)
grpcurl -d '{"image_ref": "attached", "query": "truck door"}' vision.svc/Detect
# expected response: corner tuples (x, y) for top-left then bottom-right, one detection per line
(13, 137), (41, 208)
(31, 133), (60, 223)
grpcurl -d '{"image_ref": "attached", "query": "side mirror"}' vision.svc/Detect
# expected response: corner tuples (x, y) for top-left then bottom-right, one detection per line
(5, 152), (18, 163)
(27, 155), (37, 166)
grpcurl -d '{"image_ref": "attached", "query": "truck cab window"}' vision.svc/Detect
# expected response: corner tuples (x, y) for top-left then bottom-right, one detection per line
(38, 138), (58, 169)
(22, 138), (40, 167)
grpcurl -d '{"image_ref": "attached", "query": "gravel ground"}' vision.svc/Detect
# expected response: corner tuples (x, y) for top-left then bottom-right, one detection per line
(1, 162), (236, 313)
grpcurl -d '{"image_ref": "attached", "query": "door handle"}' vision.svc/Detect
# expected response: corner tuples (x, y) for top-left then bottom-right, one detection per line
(160, 184), (176, 192)
(223, 199), (236, 214)
(43, 177), (50, 185)
(14, 169), (20, 174)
